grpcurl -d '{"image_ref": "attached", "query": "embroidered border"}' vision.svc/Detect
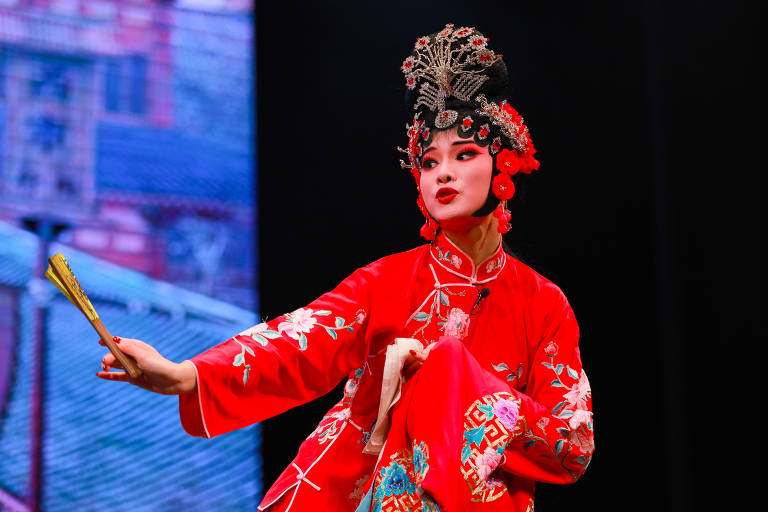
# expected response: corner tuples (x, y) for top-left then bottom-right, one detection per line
(460, 392), (522, 503)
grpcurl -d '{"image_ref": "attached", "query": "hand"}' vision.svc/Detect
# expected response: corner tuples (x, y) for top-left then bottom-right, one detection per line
(402, 342), (436, 380)
(96, 337), (197, 395)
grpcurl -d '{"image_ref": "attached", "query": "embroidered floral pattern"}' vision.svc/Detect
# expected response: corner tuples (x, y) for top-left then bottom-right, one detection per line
(444, 307), (470, 339)
(237, 322), (281, 346)
(409, 287), (467, 343)
(372, 441), (436, 512)
(491, 361), (523, 384)
(484, 255), (504, 274)
(307, 368), (365, 445)
(514, 342), (594, 480)
(277, 307), (366, 350)
(435, 246), (462, 269)
(231, 340), (254, 386)
(460, 392), (521, 502)
(349, 474), (371, 502)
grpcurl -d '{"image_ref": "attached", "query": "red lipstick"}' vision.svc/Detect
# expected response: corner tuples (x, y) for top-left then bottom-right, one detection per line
(436, 187), (458, 204)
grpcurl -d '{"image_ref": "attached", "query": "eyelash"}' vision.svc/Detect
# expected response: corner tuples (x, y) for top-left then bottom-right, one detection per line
(422, 147), (480, 169)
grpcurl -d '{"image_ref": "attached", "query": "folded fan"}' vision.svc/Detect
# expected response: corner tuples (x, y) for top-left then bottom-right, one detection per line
(46, 253), (142, 379)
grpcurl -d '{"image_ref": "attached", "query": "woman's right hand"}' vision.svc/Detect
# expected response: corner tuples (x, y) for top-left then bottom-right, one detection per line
(96, 337), (197, 395)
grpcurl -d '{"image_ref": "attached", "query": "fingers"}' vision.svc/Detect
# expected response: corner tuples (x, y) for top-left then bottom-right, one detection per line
(402, 358), (423, 380)
(96, 370), (130, 382)
(101, 352), (122, 371)
(98, 336), (122, 347)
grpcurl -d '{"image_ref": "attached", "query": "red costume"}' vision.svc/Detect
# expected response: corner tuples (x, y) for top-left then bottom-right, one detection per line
(179, 232), (594, 511)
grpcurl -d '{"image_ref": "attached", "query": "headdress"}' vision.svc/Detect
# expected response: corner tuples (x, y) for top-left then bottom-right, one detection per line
(398, 24), (540, 239)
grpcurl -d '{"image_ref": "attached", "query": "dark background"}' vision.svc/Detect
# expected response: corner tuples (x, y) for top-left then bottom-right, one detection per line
(255, 1), (758, 510)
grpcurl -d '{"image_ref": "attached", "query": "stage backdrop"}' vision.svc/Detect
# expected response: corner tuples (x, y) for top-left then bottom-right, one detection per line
(0, 1), (259, 511)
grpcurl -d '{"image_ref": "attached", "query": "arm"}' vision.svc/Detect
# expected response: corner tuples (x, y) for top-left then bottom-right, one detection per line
(502, 285), (594, 484)
(178, 265), (374, 438)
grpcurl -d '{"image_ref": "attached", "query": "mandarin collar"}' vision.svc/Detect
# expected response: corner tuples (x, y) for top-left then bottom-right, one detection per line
(429, 231), (506, 283)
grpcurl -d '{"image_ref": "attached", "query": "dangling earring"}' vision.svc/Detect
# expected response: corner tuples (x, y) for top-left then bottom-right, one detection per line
(420, 218), (437, 240)
(493, 201), (511, 234)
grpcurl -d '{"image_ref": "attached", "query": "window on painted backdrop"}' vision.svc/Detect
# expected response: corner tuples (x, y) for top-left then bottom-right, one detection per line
(104, 55), (147, 115)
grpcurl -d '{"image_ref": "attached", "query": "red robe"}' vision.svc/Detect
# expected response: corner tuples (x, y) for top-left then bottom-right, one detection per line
(179, 232), (594, 511)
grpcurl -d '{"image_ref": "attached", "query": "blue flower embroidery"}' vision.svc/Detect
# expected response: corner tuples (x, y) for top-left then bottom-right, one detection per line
(377, 461), (415, 497)
(412, 442), (429, 478)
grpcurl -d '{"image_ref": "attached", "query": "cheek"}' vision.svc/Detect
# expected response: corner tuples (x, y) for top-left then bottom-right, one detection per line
(465, 157), (494, 200)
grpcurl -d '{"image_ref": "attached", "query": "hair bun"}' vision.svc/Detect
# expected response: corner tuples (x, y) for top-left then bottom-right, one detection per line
(401, 25), (509, 114)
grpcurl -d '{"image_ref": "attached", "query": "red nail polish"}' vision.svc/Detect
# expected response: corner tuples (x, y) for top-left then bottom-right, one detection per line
(113, 336), (121, 344)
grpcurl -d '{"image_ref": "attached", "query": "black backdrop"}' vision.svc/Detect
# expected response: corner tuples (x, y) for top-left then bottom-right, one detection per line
(255, 1), (758, 510)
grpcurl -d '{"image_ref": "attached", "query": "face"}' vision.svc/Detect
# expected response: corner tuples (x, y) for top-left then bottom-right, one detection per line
(419, 130), (494, 229)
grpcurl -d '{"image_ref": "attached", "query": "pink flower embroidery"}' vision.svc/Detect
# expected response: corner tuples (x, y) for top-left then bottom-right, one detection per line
(537, 417), (549, 431)
(483, 470), (505, 489)
(544, 340), (559, 357)
(277, 308), (318, 340)
(492, 399), (519, 430)
(444, 307), (470, 339)
(355, 310), (366, 324)
(562, 370), (592, 411)
(450, 254), (462, 268)
(239, 322), (268, 337)
(569, 409), (595, 453)
(474, 447), (503, 482)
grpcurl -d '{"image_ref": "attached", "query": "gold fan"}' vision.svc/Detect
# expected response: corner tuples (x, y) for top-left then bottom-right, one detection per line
(46, 253), (142, 378)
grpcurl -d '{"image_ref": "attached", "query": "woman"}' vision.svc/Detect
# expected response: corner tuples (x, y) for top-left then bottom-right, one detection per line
(98, 24), (594, 511)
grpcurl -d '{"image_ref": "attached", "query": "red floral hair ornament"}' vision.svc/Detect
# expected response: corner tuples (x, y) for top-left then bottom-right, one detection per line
(398, 24), (542, 238)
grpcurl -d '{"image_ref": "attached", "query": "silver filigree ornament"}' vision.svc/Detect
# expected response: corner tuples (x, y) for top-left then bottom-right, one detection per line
(474, 94), (532, 155)
(402, 24), (502, 125)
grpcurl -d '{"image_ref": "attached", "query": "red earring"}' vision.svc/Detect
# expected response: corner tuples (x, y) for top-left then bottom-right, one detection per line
(493, 202), (511, 234)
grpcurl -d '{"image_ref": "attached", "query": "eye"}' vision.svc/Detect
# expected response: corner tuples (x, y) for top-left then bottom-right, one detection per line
(457, 150), (479, 161)
(422, 157), (438, 169)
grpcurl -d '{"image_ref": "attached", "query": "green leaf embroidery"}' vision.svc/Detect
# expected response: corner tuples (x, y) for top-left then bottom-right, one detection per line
(567, 366), (579, 379)
(541, 362), (553, 369)
(551, 379), (566, 387)
(555, 364), (564, 375)
(233, 353), (244, 366)
(299, 333), (308, 350)
(244, 345), (255, 356)
(461, 444), (472, 463)
(492, 363), (510, 372)
(243, 364), (250, 386)
(324, 326), (338, 340)
(335, 316), (345, 328)
(477, 404), (494, 419)
(555, 439), (565, 455)
(551, 401), (568, 416)
(314, 310), (332, 316)
(439, 291), (450, 306)
(261, 330), (282, 339)
(413, 312), (429, 322)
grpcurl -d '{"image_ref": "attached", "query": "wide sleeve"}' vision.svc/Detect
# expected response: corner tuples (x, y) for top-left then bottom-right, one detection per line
(178, 265), (374, 438)
(501, 284), (594, 483)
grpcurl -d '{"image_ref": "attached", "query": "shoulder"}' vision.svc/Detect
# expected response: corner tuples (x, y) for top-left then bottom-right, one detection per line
(503, 254), (571, 313)
(357, 243), (430, 276)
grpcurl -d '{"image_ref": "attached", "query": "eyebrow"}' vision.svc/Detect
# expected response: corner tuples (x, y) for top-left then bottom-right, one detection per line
(423, 140), (479, 155)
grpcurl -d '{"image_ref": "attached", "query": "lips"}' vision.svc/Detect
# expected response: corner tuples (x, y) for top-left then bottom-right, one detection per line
(436, 187), (458, 204)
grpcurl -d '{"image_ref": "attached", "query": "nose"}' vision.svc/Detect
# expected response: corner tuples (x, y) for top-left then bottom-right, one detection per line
(436, 164), (455, 184)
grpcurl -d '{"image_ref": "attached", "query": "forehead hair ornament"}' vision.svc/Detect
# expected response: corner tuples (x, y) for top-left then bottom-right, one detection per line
(398, 24), (541, 240)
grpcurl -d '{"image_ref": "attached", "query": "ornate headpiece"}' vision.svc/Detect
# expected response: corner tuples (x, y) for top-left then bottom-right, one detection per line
(398, 24), (540, 239)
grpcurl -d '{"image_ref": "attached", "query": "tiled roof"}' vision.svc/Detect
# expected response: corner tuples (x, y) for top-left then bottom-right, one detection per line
(95, 123), (253, 206)
(0, 221), (262, 510)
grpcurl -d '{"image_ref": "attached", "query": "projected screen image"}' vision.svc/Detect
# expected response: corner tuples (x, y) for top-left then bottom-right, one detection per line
(0, 1), (259, 510)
